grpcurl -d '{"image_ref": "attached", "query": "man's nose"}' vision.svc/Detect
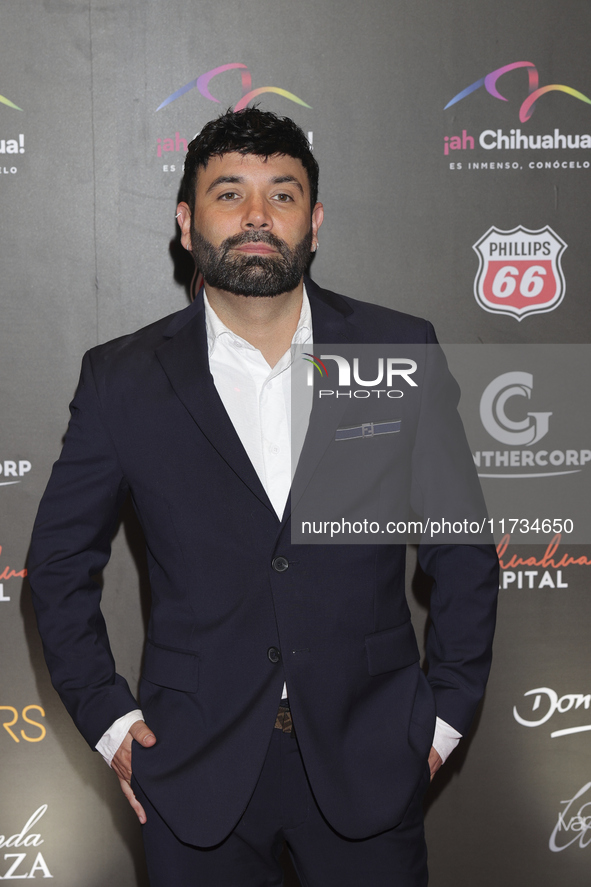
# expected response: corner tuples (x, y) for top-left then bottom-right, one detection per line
(241, 193), (271, 230)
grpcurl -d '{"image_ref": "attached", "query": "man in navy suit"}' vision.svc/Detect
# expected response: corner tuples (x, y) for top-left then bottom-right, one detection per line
(30, 108), (498, 886)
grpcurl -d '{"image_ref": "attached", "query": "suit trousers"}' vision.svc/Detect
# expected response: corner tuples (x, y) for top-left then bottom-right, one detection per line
(132, 726), (430, 887)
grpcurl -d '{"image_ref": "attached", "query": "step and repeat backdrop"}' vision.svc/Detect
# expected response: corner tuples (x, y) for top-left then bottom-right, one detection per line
(1, 0), (590, 884)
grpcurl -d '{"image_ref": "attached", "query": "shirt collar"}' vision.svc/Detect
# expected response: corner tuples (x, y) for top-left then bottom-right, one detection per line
(204, 284), (312, 357)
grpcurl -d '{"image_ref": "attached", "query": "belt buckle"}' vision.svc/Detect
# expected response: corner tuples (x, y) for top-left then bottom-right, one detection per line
(361, 422), (374, 438)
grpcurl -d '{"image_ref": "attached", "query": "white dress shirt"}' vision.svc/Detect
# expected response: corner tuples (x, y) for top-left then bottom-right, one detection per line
(96, 286), (461, 765)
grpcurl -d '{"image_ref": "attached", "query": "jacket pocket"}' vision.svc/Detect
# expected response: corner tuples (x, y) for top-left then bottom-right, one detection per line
(365, 621), (420, 676)
(142, 639), (199, 692)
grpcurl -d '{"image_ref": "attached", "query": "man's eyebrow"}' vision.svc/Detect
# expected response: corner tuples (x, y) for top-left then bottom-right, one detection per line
(271, 175), (304, 195)
(205, 175), (244, 194)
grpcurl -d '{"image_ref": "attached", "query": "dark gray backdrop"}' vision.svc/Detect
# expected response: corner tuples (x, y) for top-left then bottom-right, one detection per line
(2, 0), (590, 883)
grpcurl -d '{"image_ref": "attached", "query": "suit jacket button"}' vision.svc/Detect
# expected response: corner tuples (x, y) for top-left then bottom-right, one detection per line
(272, 556), (289, 572)
(267, 646), (281, 664)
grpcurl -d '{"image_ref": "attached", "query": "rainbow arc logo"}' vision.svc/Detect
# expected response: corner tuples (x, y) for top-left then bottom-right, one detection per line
(445, 61), (591, 123)
(0, 94), (22, 110)
(157, 63), (310, 113)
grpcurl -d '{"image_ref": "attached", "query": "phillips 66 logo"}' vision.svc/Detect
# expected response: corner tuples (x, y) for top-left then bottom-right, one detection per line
(473, 226), (567, 320)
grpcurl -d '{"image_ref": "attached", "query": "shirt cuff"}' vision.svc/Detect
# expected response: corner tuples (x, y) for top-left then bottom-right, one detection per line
(95, 710), (144, 767)
(432, 716), (462, 764)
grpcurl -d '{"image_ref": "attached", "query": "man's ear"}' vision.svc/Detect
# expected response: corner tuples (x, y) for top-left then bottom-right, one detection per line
(176, 202), (193, 251)
(311, 202), (324, 251)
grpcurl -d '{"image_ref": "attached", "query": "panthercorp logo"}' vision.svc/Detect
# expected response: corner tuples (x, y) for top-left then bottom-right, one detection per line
(473, 370), (590, 478)
(473, 226), (567, 320)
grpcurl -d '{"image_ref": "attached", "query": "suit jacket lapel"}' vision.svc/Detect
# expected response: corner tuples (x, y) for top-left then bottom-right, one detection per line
(155, 281), (358, 526)
(281, 278), (356, 525)
(155, 295), (275, 515)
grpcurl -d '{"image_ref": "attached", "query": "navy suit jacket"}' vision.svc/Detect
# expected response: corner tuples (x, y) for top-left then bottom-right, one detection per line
(29, 277), (498, 846)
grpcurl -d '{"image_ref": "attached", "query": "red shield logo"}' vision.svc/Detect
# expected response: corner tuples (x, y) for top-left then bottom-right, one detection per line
(473, 226), (567, 320)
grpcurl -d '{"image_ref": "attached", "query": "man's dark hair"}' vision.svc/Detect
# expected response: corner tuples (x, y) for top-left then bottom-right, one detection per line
(179, 107), (319, 215)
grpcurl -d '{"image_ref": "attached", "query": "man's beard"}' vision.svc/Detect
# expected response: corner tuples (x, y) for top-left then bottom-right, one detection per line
(190, 226), (313, 297)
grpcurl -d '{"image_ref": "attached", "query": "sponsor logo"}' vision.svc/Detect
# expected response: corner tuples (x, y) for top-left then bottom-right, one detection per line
(444, 60), (591, 171)
(473, 226), (566, 320)
(0, 133), (24, 154)
(497, 532), (591, 589)
(155, 63), (313, 171)
(0, 706), (46, 743)
(480, 371), (551, 446)
(0, 133), (25, 176)
(0, 546), (27, 603)
(0, 92), (25, 175)
(156, 62), (311, 114)
(550, 783), (591, 851)
(156, 130), (189, 161)
(0, 806), (52, 879)
(514, 686), (591, 737)
(0, 94), (22, 111)
(445, 60), (591, 123)
(0, 460), (31, 486)
(474, 371), (590, 478)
